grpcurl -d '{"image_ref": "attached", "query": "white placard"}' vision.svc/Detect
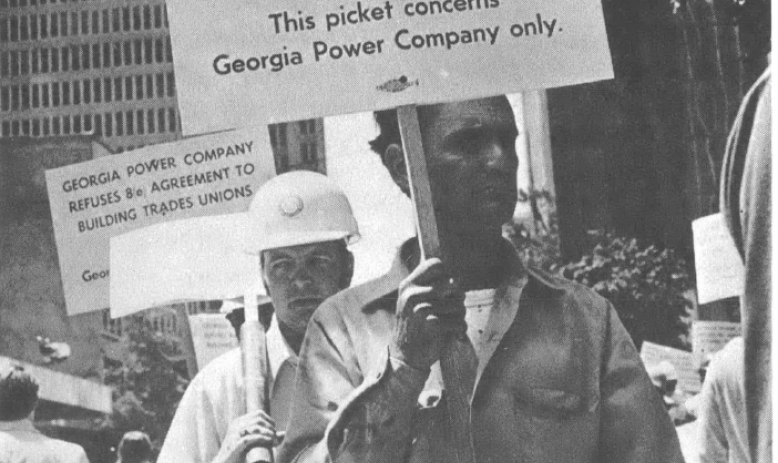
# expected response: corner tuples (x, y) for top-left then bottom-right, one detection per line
(188, 314), (240, 369)
(640, 341), (701, 393)
(692, 213), (744, 304)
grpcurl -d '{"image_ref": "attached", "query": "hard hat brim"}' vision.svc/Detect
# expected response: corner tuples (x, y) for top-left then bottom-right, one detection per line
(244, 230), (360, 255)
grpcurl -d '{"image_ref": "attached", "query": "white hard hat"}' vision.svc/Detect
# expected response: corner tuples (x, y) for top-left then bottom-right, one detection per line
(245, 171), (360, 254)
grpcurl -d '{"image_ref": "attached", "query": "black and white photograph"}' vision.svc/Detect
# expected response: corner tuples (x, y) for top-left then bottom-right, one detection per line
(0, 0), (771, 462)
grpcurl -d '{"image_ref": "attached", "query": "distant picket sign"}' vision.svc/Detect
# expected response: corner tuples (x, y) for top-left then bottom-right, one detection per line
(166, 0), (613, 134)
(45, 128), (275, 316)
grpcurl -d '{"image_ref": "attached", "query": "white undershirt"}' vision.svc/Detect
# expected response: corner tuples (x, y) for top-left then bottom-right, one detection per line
(464, 288), (498, 368)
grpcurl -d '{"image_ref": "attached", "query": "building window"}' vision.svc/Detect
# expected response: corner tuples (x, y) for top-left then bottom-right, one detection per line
(50, 12), (58, 37)
(84, 114), (92, 133)
(31, 118), (40, 136)
(154, 38), (163, 63)
(113, 42), (121, 67)
(134, 39), (142, 65)
(166, 71), (175, 97)
(93, 78), (101, 103)
(94, 114), (102, 135)
(19, 15), (28, 41)
(41, 83), (49, 107)
(82, 44), (90, 69)
(125, 76), (133, 100)
(73, 114), (81, 133)
(81, 10), (88, 35)
(0, 86), (8, 111)
(102, 43), (110, 68)
(51, 47), (58, 72)
(20, 85), (29, 109)
(165, 36), (173, 62)
(143, 5), (151, 29)
(9, 50), (18, 76)
(30, 15), (38, 40)
(112, 7), (120, 32)
(62, 81), (70, 105)
(83, 79), (91, 104)
(155, 73), (164, 98)
(0, 52), (7, 77)
(102, 9), (109, 34)
(51, 82), (59, 107)
(145, 74), (153, 99)
(104, 77), (112, 102)
(122, 6), (130, 32)
(168, 108), (176, 132)
(31, 49), (38, 73)
(61, 46), (70, 72)
(21, 119), (29, 136)
(70, 11), (77, 36)
(153, 4), (162, 28)
(71, 45), (80, 71)
(114, 77), (122, 101)
(92, 10), (99, 35)
(10, 85), (19, 110)
(126, 110), (134, 135)
(52, 116), (60, 135)
(63, 116), (71, 135)
(104, 112), (112, 136)
(135, 75), (143, 100)
(19, 50), (28, 75)
(1, 121), (9, 137)
(40, 48), (48, 73)
(9, 16), (18, 42)
(133, 5), (141, 30)
(31, 83), (39, 107)
(59, 12), (67, 37)
(158, 108), (165, 133)
(147, 109), (155, 133)
(73, 80), (81, 105)
(116, 112), (123, 136)
(122, 41), (131, 66)
(10, 120), (19, 136)
(1, 17), (8, 43)
(92, 43), (100, 68)
(39, 14), (47, 39)
(144, 38), (152, 64)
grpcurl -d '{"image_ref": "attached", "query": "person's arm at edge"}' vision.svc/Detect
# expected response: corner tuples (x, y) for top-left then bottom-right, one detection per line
(597, 301), (685, 463)
(279, 301), (428, 463)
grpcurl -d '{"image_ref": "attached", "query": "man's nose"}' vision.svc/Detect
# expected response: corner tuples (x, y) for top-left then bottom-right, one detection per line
(290, 265), (315, 290)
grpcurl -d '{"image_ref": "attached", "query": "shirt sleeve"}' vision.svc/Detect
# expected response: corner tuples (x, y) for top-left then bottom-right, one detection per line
(278, 305), (428, 463)
(597, 302), (685, 463)
(157, 374), (222, 463)
(697, 356), (729, 463)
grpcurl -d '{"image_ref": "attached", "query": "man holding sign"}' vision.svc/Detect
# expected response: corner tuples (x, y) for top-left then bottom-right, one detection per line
(279, 97), (682, 463)
(158, 172), (359, 463)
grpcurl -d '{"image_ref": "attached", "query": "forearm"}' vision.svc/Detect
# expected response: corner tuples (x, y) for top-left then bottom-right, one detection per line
(323, 354), (428, 463)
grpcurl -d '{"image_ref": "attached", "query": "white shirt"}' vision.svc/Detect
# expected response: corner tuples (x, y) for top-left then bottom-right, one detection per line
(0, 418), (90, 463)
(698, 337), (750, 463)
(157, 315), (297, 463)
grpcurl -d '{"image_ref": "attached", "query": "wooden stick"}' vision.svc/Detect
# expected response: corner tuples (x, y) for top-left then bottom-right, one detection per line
(398, 105), (477, 463)
(241, 291), (273, 463)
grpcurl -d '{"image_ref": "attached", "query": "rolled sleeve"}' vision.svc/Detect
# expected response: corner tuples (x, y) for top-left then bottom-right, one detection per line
(279, 307), (427, 463)
(598, 303), (685, 463)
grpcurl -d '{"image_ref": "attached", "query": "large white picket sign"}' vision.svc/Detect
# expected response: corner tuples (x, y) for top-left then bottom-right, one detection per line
(45, 128), (275, 315)
(166, 0), (613, 134)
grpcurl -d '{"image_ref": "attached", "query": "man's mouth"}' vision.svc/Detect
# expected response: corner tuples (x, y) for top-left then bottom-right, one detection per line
(289, 297), (324, 311)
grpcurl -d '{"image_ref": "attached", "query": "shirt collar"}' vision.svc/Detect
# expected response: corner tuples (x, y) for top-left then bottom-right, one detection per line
(0, 418), (37, 433)
(266, 314), (296, 378)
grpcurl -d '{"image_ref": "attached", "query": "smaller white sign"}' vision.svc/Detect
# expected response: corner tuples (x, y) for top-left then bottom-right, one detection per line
(640, 341), (701, 393)
(188, 314), (239, 370)
(692, 213), (744, 304)
(691, 320), (741, 365)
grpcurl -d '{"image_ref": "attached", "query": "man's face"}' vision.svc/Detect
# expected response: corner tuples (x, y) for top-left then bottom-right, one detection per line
(417, 97), (519, 235)
(262, 241), (350, 335)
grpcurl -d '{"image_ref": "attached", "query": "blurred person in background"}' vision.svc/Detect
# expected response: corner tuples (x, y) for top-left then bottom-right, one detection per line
(116, 431), (153, 463)
(0, 366), (90, 463)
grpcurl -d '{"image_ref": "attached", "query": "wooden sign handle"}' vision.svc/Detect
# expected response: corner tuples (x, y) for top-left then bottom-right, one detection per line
(398, 105), (477, 463)
(241, 292), (273, 463)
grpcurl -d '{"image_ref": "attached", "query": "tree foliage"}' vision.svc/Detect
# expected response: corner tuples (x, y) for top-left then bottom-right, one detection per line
(99, 317), (189, 455)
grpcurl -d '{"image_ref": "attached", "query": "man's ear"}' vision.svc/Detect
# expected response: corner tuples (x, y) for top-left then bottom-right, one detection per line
(384, 143), (410, 196)
(340, 251), (355, 290)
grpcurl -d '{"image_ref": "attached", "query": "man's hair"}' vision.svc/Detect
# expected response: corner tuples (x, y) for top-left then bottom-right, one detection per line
(117, 431), (153, 463)
(0, 366), (39, 421)
(368, 109), (401, 158)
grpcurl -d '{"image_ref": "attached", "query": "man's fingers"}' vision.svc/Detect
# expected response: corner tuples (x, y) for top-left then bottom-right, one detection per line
(239, 432), (275, 450)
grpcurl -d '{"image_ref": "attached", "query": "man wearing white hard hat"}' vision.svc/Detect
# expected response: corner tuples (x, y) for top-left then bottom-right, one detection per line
(158, 171), (359, 463)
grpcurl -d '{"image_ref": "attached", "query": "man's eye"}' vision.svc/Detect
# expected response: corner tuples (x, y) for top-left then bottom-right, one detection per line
(270, 260), (293, 275)
(309, 255), (335, 269)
